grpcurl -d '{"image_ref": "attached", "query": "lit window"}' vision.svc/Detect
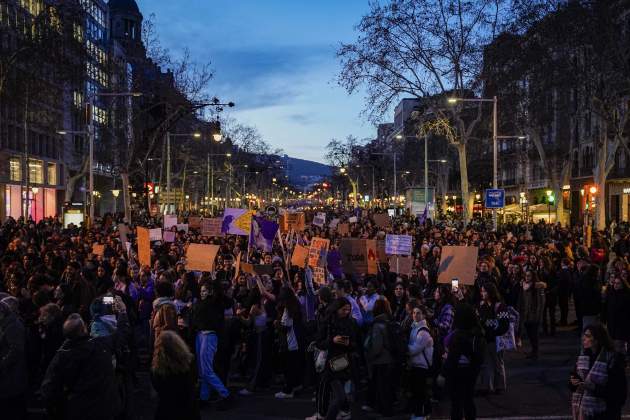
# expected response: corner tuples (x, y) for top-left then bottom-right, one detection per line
(28, 159), (43, 184)
(73, 91), (84, 108)
(10, 157), (21, 182)
(47, 163), (57, 185)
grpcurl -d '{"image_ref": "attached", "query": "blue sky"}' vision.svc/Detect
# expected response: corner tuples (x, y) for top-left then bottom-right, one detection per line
(135, 0), (377, 163)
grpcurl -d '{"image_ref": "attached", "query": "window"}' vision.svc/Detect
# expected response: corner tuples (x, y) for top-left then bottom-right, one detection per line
(28, 159), (43, 184)
(47, 163), (57, 185)
(10, 157), (21, 182)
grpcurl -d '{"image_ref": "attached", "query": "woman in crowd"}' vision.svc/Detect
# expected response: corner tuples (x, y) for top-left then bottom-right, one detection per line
(518, 270), (546, 360)
(274, 287), (305, 399)
(151, 330), (199, 420)
(407, 303), (434, 420)
(478, 283), (510, 394)
(603, 274), (630, 356)
(570, 324), (627, 419)
(364, 298), (395, 417)
(444, 303), (486, 420)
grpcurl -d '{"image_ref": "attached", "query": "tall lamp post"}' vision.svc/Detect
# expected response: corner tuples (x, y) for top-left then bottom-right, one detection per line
(546, 190), (554, 224)
(448, 96), (498, 229)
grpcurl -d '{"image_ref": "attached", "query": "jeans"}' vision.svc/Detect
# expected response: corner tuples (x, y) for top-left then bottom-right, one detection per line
(479, 343), (506, 392)
(196, 331), (229, 400)
(524, 321), (540, 356)
(448, 367), (478, 420)
(325, 379), (348, 420)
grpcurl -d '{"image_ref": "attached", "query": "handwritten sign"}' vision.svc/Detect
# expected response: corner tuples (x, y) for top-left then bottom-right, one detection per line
(188, 216), (202, 229)
(329, 218), (340, 230)
(281, 212), (305, 232)
(337, 223), (349, 236)
(241, 263), (275, 277)
(385, 234), (413, 255)
(437, 246), (479, 285)
(312, 212), (326, 228)
(308, 237), (330, 267)
(163, 214), (177, 230)
(348, 216), (358, 224)
(137, 227), (151, 268)
(175, 224), (189, 233)
(313, 266), (326, 285)
(339, 239), (378, 275)
(149, 228), (163, 242)
(201, 217), (224, 237)
(163, 231), (176, 243)
(291, 244), (309, 268)
(185, 243), (219, 272)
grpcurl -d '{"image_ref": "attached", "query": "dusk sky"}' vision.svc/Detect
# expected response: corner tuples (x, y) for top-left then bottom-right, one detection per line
(135, 0), (378, 163)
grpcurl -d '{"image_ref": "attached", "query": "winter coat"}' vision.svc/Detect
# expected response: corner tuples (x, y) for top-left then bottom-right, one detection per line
(478, 302), (510, 343)
(151, 364), (200, 420)
(316, 313), (358, 381)
(408, 320), (434, 369)
(0, 311), (27, 398)
(575, 272), (602, 317)
(365, 314), (394, 366)
(518, 282), (546, 327)
(603, 288), (630, 341)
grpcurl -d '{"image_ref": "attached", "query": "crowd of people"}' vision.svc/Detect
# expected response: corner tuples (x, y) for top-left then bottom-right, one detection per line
(0, 209), (628, 420)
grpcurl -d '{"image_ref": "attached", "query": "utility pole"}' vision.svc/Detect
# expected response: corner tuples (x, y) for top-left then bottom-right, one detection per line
(425, 134), (429, 215)
(166, 132), (171, 213)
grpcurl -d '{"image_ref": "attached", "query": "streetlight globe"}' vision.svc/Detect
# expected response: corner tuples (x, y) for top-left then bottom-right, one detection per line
(193, 132), (202, 138)
(475, 194), (481, 200)
(395, 134), (403, 140)
(226, 153), (232, 157)
(212, 134), (222, 142)
(546, 190), (552, 196)
(339, 167), (346, 174)
(589, 186), (597, 194)
(447, 98), (458, 104)
(111, 189), (120, 198)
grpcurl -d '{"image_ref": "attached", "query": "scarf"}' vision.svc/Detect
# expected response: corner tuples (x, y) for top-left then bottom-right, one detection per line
(571, 349), (610, 419)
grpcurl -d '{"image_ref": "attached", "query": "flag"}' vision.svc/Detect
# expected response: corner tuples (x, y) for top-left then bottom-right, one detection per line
(418, 206), (428, 225)
(249, 215), (279, 252)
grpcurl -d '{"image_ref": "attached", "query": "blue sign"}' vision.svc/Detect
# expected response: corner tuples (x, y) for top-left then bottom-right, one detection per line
(484, 189), (505, 209)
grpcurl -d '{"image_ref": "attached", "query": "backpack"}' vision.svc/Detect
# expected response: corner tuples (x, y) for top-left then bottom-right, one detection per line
(418, 326), (437, 374)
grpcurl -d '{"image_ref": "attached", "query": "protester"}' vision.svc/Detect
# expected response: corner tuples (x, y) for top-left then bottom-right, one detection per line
(478, 283), (509, 394)
(518, 270), (546, 360)
(406, 303), (434, 420)
(0, 299), (28, 420)
(151, 330), (199, 420)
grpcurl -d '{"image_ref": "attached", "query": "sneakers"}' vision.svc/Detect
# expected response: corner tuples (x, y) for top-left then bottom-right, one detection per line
(238, 388), (253, 396)
(337, 410), (351, 419)
(305, 414), (323, 420)
(274, 391), (294, 399)
(361, 405), (374, 412)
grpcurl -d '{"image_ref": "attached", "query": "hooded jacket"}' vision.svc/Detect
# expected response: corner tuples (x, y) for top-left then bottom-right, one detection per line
(408, 319), (434, 369)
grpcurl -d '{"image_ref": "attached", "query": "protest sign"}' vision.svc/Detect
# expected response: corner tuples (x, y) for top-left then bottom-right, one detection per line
(313, 267), (326, 285)
(373, 213), (390, 228)
(329, 218), (340, 230)
(163, 214), (177, 230)
(250, 216), (279, 252)
(92, 243), (104, 257)
(185, 243), (219, 272)
(233, 252), (241, 281)
(388, 255), (414, 276)
(376, 240), (388, 263)
(241, 263), (275, 277)
(188, 216), (202, 229)
(201, 217), (224, 237)
(281, 212), (305, 232)
(339, 239), (378, 275)
(348, 216), (358, 224)
(308, 237), (330, 267)
(137, 227), (151, 268)
(175, 224), (189, 233)
(291, 244), (309, 268)
(162, 231), (176, 243)
(222, 208), (253, 235)
(437, 246), (479, 285)
(149, 228), (163, 242)
(337, 223), (349, 236)
(312, 212), (326, 228)
(385, 234), (413, 255)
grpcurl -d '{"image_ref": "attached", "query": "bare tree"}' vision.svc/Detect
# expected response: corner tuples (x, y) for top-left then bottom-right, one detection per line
(338, 0), (505, 223)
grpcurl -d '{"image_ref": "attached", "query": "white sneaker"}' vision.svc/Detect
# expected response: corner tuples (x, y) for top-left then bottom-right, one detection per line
(361, 405), (374, 412)
(274, 391), (294, 399)
(238, 388), (253, 396)
(337, 410), (351, 419)
(305, 414), (323, 420)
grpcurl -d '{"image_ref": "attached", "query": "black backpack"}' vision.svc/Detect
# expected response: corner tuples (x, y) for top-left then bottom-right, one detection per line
(384, 320), (407, 364)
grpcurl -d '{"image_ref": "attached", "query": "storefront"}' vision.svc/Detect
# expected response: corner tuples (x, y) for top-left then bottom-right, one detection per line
(607, 180), (630, 223)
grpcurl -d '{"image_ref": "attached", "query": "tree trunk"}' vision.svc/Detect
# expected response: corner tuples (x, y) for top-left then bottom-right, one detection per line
(555, 162), (572, 226)
(456, 143), (471, 225)
(121, 172), (131, 222)
(593, 162), (607, 231)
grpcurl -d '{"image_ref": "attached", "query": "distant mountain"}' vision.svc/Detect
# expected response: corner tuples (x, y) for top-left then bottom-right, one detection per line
(282, 155), (332, 188)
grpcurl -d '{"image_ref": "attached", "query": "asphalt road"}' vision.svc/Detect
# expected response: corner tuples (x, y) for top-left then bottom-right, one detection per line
(131, 323), (627, 420)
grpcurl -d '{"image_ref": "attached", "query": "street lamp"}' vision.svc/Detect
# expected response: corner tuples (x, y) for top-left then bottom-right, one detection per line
(448, 96), (498, 230)
(112, 189), (120, 214)
(546, 190), (554, 223)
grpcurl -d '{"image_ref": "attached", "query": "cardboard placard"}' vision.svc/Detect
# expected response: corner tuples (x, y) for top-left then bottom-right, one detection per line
(164, 214), (178, 230)
(201, 217), (224, 237)
(233, 252), (242, 281)
(308, 237), (330, 267)
(185, 243), (219, 272)
(388, 255), (414, 276)
(291, 244), (309, 268)
(149, 228), (163, 242)
(175, 224), (189, 233)
(312, 212), (326, 228)
(339, 238), (378, 275)
(337, 223), (350, 236)
(348, 216), (358, 224)
(385, 234), (413, 255)
(137, 227), (151, 268)
(241, 263), (275, 277)
(373, 213), (390, 228)
(281, 212), (305, 232)
(313, 266), (326, 285)
(329, 218), (340, 230)
(188, 216), (202, 229)
(163, 231), (176, 243)
(437, 246), (479, 285)
(92, 243), (105, 257)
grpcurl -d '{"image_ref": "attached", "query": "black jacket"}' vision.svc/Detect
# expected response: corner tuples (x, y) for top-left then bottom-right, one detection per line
(41, 335), (121, 420)
(575, 271), (602, 317)
(151, 365), (200, 420)
(604, 288), (630, 341)
(192, 295), (232, 333)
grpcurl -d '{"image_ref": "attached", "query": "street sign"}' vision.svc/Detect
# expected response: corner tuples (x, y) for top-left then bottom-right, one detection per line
(484, 189), (505, 209)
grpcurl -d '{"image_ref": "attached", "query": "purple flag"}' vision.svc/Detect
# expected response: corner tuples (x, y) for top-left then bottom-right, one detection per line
(249, 216), (279, 252)
(418, 206), (428, 225)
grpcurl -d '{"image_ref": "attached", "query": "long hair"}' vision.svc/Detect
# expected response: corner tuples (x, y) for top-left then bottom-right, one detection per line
(584, 324), (614, 352)
(151, 330), (193, 376)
